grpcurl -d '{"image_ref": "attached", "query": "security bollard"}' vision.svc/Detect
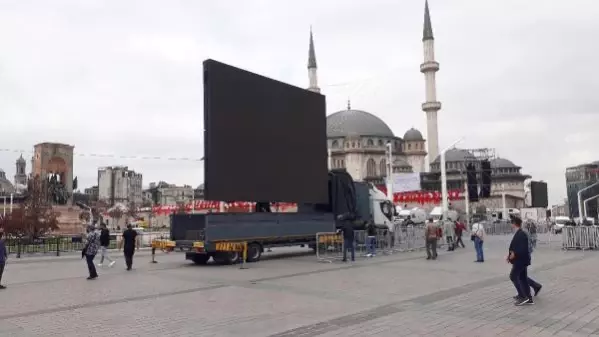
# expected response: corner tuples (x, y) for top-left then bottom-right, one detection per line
(239, 242), (248, 270)
(150, 247), (158, 263)
(17, 237), (21, 258)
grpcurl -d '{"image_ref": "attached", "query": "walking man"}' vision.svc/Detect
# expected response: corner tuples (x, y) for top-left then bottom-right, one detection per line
(83, 225), (100, 280)
(455, 220), (466, 248)
(119, 224), (138, 271)
(525, 219), (538, 250)
(98, 223), (116, 268)
(365, 221), (377, 257)
(425, 218), (438, 260)
(336, 213), (355, 262)
(516, 216), (542, 300)
(508, 216), (535, 305)
(471, 221), (485, 262)
(444, 216), (456, 251)
(0, 230), (7, 289)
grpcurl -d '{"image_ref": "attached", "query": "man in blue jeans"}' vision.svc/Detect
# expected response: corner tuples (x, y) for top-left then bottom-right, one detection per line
(471, 222), (485, 262)
(365, 221), (377, 257)
(337, 213), (355, 262)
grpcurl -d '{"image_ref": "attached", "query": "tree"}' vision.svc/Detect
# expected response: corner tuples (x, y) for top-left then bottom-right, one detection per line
(108, 207), (124, 229)
(126, 202), (138, 221)
(0, 176), (60, 237)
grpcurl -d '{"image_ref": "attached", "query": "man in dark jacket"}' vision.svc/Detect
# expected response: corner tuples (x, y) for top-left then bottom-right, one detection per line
(337, 213), (355, 262)
(0, 230), (7, 289)
(508, 216), (534, 306)
(119, 224), (138, 270)
(365, 221), (377, 257)
(98, 223), (116, 268)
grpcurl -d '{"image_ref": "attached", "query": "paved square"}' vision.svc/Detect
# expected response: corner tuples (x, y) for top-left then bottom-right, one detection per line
(1, 235), (599, 336)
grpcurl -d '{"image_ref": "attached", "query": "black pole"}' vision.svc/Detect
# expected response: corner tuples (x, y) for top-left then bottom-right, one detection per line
(17, 236), (21, 258)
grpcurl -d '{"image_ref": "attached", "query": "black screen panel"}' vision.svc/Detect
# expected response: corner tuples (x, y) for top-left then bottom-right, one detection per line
(203, 59), (328, 203)
(530, 181), (548, 208)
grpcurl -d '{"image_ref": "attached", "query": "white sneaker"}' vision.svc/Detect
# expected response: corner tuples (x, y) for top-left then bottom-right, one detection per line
(366, 253), (372, 257)
(109, 261), (116, 268)
(97, 263), (103, 267)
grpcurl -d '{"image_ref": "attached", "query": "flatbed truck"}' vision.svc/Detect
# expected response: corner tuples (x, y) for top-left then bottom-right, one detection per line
(170, 170), (395, 265)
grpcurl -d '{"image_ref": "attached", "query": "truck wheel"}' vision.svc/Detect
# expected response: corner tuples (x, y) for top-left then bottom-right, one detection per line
(214, 252), (239, 265)
(192, 255), (210, 265)
(246, 243), (262, 262)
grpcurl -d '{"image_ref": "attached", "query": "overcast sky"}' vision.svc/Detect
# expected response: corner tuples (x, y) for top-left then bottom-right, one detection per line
(0, 0), (597, 205)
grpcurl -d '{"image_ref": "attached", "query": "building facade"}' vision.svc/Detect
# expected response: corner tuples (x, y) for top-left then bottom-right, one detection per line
(309, 24), (428, 184)
(84, 185), (99, 202)
(0, 169), (14, 195)
(98, 166), (143, 206)
(420, 148), (530, 209)
(146, 181), (194, 206)
(565, 161), (599, 219)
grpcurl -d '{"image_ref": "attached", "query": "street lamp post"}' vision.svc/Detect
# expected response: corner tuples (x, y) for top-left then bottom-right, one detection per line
(386, 142), (393, 201)
(440, 138), (464, 219)
(578, 182), (599, 222)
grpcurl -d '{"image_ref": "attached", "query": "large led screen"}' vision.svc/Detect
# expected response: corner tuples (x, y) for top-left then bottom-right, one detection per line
(203, 59), (328, 203)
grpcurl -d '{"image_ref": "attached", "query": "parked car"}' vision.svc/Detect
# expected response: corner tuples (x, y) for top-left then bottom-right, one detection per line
(553, 217), (569, 233)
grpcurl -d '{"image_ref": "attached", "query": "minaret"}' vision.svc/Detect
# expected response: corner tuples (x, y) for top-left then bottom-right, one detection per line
(307, 27), (320, 93)
(14, 154), (27, 186)
(420, 0), (441, 170)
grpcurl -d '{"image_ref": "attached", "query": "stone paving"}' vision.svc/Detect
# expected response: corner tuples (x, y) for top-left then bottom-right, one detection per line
(0, 235), (598, 336)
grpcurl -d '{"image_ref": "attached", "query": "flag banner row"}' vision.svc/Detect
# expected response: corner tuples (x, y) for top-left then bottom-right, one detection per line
(149, 201), (297, 215)
(376, 185), (463, 204)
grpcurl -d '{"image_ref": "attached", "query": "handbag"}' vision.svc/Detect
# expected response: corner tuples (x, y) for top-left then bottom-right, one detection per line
(470, 234), (476, 241)
(82, 243), (89, 258)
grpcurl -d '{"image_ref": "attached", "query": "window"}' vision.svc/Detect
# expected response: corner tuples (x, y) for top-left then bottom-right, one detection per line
(408, 143), (411, 150)
(352, 142), (356, 148)
(341, 159), (345, 168)
(380, 159), (387, 177)
(332, 140), (338, 148)
(378, 140), (384, 146)
(366, 158), (377, 177)
(367, 139), (374, 147)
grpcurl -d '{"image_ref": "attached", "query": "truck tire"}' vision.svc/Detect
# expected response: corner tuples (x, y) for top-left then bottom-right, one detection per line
(192, 254), (210, 265)
(213, 252), (240, 265)
(246, 243), (262, 262)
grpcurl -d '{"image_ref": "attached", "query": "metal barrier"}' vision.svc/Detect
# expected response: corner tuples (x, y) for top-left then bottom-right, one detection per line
(315, 232), (344, 263)
(562, 226), (599, 250)
(4, 233), (162, 258)
(316, 225), (427, 262)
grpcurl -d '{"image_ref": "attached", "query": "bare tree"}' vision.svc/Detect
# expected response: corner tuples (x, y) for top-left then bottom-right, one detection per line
(0, 176), (60, 237)
(108, 207), (124, 229)
(126, 201), (138, 222)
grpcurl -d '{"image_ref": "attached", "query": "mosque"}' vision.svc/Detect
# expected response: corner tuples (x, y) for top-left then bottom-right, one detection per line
(306, 1), (529, 208)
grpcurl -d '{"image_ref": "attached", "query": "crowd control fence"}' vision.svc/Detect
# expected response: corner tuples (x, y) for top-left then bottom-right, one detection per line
(2, 233), (168, 258)
(562, 225), (599, 250)
(315, 225), (427, 263)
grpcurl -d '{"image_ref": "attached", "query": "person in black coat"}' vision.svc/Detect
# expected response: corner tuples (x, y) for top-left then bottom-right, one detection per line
(508, 216), (535, 306)
(336, 213), (356, 262)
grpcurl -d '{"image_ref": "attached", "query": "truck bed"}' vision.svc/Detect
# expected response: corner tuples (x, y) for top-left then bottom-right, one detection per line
(171, 212), (335, 244)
